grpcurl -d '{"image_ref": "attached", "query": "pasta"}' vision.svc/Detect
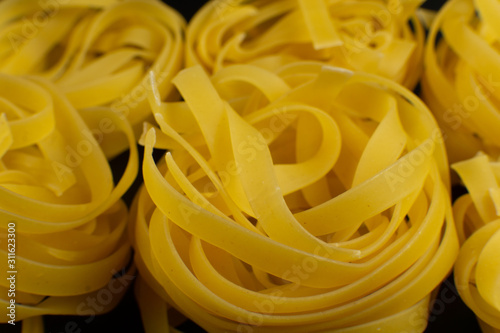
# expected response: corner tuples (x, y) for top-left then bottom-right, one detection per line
(420, 0), (500, 331)
(0, 0), (185, 157)
(186, 0), (425, 89)
(132, 62), (458, 332)
(422, 0), (500, 165)
(0, 74), (138, 331)
(452, 154), (500, 333)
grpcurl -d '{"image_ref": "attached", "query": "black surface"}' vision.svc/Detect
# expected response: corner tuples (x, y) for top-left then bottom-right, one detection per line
(1, 1), (484, 332)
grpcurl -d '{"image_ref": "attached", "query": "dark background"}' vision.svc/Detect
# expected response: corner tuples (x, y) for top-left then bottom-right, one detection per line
(2, 0), (483, 332)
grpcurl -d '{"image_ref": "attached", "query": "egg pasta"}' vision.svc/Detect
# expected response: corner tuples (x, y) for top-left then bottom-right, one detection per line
(453, 154), (500, 333)
(422, 0), (500, 165)
(186, 0), (425, 89)
(0, 0), (185, 157)
(0, 74), (138, 332)
(132, 63), (458, 332)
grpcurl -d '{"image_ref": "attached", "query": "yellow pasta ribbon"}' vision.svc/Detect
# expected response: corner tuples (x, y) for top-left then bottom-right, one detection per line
(0, 0), (185, 157)
(0, 74), (138, 332)
(131, 63), (457, 332)
(422, 0), (500, 165)
(452, 153), (500, 332)
(186, 0), (425, 89)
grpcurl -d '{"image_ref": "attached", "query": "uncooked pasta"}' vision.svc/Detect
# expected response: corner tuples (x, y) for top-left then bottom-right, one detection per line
(452, 154), (500, 333)
(0, 0), (185, 156)
(186, 0), (425, 89)
(422, 0), (500, 165)
(131, 62), (458, 332)
(0, 74), (138, 332)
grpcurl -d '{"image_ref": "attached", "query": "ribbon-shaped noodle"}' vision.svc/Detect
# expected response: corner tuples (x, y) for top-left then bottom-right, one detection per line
(453, 153), (500, 333)
(131, 63), (458, 332)
(0, 0), (185, 157)
(186, 0), (425, 89)
(0, 74), (138, 332)
(422, 0), (500, 165)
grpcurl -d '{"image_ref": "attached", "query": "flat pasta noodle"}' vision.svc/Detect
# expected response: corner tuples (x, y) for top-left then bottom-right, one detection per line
(0, 0), (185, 157)
(421, 0), (500, 166)
(0, 74), (138, 332)
(452, 154), (500, 332)
(186, 0), (425, 89)
(131, 63), (458, 332)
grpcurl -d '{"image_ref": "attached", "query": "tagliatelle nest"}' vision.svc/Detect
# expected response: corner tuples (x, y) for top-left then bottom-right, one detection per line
(422, 0), (500, 165)
(186, 0), (425, 89)
(0, 74), (138, 330)
(130, 62), (458, 332)
(452, 154), (500, 332)
(0, 0), (185, 157)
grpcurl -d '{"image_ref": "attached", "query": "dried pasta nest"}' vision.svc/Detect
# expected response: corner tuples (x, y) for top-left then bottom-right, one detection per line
(131, 62), (457, 333)
(0, 74), (137, 330)
(452, 153), (500, 332)
(422, 0), (500, 165)
(0, 0), (185, 156)
(186, 0), (425, 89)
